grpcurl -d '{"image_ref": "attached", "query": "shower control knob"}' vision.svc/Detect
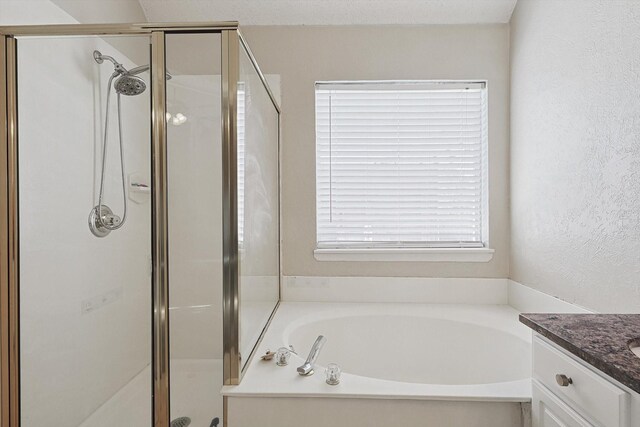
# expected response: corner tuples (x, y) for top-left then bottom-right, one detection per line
(103, 214), (121, 226)
(88, 205), (123, 237)
(555, 374), (573, 387)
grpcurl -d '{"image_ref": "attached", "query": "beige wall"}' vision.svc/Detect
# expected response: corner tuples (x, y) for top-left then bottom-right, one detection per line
(52, 0), (147, 23)
(50, 0), (149, 65)
(510, 0), (640, 312)
(241, 25), (510, 278)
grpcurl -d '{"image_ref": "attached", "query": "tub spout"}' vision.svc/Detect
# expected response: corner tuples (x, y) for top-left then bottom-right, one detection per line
(297, 335), (326, 376)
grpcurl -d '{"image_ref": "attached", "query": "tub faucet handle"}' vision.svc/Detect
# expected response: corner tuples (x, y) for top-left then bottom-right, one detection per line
(297, 335), (326, 376)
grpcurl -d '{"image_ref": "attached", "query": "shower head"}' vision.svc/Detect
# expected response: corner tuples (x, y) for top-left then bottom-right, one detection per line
(94, 50), (171, 96)
(114, 73), (147, 96)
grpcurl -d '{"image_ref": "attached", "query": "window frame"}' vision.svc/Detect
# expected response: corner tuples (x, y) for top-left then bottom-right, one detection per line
(313, 80), (492, 262)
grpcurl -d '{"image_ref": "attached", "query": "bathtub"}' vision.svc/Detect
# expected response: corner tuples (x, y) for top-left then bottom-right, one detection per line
(224, 302), (532, 427)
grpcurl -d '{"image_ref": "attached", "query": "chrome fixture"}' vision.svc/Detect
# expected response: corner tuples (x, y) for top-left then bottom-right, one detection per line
(93, 50), (172, 93)
(297, 335), (326, 376)
(170, 417), (191, 427)
(93, 50), (146, 95)
(276, 347), (291, 366)
(89, 50), (137, 237)
(325, 363), (341, 385)
(89, 50), (172, 237)
(88, 205), (121, 237)
(114, 73), (147, 96)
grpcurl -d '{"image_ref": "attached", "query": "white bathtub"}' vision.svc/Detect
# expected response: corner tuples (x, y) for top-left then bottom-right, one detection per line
(287, 308), (531, 387)
(224, 302), (532, 427)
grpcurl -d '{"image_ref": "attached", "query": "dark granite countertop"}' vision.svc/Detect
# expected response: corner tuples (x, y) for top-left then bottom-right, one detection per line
(520, 313), (640, 395)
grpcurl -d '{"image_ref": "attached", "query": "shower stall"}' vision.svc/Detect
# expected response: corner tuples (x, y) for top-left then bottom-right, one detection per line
(0, 23), (280, 427)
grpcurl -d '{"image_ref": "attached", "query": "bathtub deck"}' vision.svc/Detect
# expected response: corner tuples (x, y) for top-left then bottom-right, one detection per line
(223, 302), (532, 402)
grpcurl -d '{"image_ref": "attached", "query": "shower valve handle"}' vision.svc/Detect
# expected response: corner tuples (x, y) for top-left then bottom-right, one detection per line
(102, 213), (121, 227)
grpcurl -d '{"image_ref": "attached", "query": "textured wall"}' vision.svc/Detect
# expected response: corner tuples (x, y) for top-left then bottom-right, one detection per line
(242, 25), (511, 278)
(138, 0), (518, 25)
(52, 0), (147, 23)
(510, 0), (640, 312)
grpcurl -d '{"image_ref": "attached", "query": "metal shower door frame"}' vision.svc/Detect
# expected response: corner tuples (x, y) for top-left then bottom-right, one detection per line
(0, 22), (271, 427)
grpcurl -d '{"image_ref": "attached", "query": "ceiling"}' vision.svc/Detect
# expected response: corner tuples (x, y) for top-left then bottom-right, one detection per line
(137, 0), (518, 25)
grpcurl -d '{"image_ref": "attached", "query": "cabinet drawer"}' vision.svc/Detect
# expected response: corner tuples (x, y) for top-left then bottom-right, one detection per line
(533, 336), (629, 427)
(533, 381), (594, 427)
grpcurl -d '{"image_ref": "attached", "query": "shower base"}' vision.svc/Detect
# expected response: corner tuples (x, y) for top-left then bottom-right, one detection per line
(79, 359), (223, 427)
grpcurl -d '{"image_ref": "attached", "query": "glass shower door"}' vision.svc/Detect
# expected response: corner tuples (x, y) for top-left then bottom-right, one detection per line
(16, 34), (153, 427)
(165, 32), (225, 426)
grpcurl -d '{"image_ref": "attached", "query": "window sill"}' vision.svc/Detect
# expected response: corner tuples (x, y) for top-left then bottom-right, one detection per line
(313, 247), (495, 262)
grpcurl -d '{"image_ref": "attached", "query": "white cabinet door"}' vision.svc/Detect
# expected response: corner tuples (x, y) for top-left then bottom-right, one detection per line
(533, 382), (595, 427)
(533, 336), (629, 427)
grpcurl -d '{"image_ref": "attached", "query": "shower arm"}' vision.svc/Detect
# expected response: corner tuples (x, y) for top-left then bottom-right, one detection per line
(127, 64), (173, 80)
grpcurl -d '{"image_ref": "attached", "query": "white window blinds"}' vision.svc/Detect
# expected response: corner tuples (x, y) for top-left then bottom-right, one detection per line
(315, 81), (488, 249)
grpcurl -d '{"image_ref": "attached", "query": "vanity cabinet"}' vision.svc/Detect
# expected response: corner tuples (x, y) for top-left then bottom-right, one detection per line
(532, 335), (633, 427)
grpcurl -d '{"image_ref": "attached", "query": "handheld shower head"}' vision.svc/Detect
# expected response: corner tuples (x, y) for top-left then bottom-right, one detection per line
(114, 74), (147, 96)
(128, 64), (173, 81)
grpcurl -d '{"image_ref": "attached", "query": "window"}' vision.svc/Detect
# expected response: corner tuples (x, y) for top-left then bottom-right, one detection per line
(315, 81), (490, 261)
